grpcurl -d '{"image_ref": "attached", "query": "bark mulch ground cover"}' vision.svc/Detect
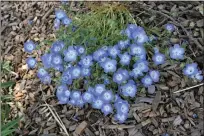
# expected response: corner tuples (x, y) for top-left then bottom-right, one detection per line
(1, 1), (203, 136)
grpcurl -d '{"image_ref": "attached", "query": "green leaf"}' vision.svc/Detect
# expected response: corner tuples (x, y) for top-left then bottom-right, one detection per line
(1, 117), (21, 136)
(1, 81), (15, 89)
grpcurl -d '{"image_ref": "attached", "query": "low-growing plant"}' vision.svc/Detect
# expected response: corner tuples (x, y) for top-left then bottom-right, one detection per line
(24, 2), (203, 123)
(1, 81), (20, 136)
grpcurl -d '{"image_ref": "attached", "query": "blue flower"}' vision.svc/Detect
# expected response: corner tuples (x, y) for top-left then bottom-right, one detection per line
(193, 71), (203, 81)
(24, 40), (36, 53)
(92, 97), (104, 109)
(54, 19), (60, 30)
(54, 65), (64, 72)
(75, 45), (85, 55)
(70, 91), (81, 100)
(40, 74), (51, 85)
(79, 55), (93, 68)
(26, 57), (36, 69)
(62, 17), (72, 26)
(108, 46), (120, 58)
(121, 81), (137, 97)
(130, 66), (143, 78)
(133, 60), (149, 72)
(61, 70), (72, 85)
(114, 100), (129, 114)
(114, 113), (128, 123)
(93, 48), (107, 61)
(119, 52), (131, 66)
(55, 9), (67, 20)
(183, 63), (198, 76)
(152, 52), (165, 65)
(56, 84), (68, 98)
(76, 98), (85, 108)
(120, 69), (130, 80)
(165, 23), (175, 32)
(51, 53), (63, 66)
(127, 24), (137, 31)
(101, 90), (114, 103)
(170, 44), (185, 60)
(63, 46), (78, 62)
(58, 95), (68, 104)
(37, 68), (48, 78)
(64, 89), (71, 98)
(136, 53), (147, 61)
(101, 103), (113, 116)
(51, 41), (65, 53)
(117, 40), (129, 50)
(149, 70), (160, 82)
(130, 44), (146, 56)
(81, 68), (91, 77)
(70, 66), (81, 79)
(132, 27), (149, 45)
(94, 84), (106, 96)
(82, 91), (94, 103)
(141, 75), (153, 87)
(41, 53), (52, 68)
(124, 24), (137, 39)
(101, 58), (117, 73)
(68, 99), (76, 105)
(113, 70), (126, 84)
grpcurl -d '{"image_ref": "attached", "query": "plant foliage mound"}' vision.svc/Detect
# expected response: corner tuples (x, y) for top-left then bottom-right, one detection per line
(24, 3), (203, 123)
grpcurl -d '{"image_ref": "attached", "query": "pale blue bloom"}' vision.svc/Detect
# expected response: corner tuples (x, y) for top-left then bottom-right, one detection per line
(165, 23), (175, 32)
(113, 70), (126, 84)
(121, 81), (137, 97)
(130, 44), (146, 56)
(26, 57), (36, 69)
(108, 46), (120, 58)
(24, 40), (36, 53)
(152, 52), (165, 65)
(51, 41), (65, 53)
(117, 40), (129, 50)
(55, 9), (67, 20)
(63, 46), (78, 62)
(133, 60), (149, 72)
(101, 58), (117, 73)
(41, 53), (52, 68)
(101, 90), (114, 103)
(149, 70), (160, 82)
(101, 104), (113, 116)
(92, 97), (104, 109)
(141, 75), (153, 87)
(169, 44), (185, 60)
(94, 84), (106, 96)
(119, 52), (131, 66)
(70, 91), (81, 100)
(114, 113), (128, 123)
(79, 55), (93, 68)
(82, 91), (94, 103)
(183, 63), (198, 76)
(70, 66), (81, 79)
(62, 17), (72, 26)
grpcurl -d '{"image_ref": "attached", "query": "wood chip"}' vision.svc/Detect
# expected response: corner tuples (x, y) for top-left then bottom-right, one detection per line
(152, 91), (161, 111)
(74, 121), (88, 135)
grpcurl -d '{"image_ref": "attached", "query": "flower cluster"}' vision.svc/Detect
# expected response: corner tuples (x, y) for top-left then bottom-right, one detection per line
(54, 9), (72, 29)
(24, 9), (203, 124)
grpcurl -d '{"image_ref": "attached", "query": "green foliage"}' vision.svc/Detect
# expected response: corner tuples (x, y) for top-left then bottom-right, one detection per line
(1, 118), (20, 136)
(1, 81), (15, 89)
(1, 81), (20, 136)
(1, 61), (13, 74)
(57, 3), (135, 54)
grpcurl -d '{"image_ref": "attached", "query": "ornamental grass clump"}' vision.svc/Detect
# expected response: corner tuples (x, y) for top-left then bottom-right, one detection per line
(24, 3), (203, 123)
